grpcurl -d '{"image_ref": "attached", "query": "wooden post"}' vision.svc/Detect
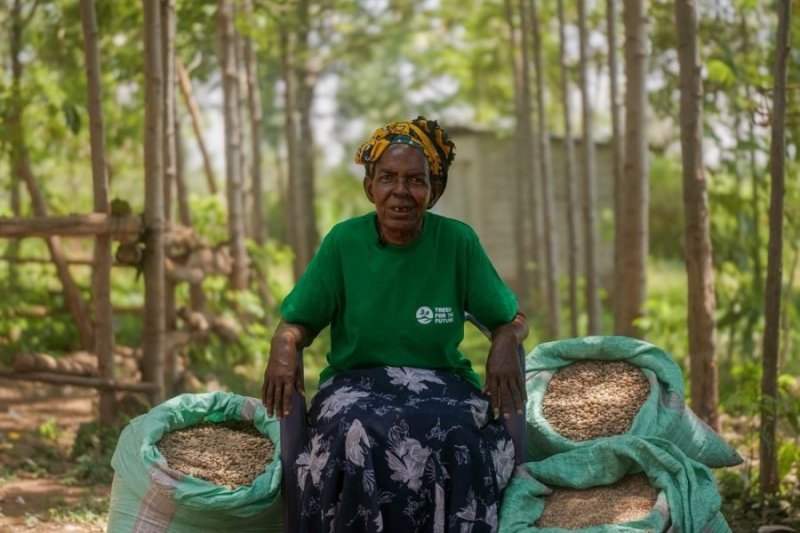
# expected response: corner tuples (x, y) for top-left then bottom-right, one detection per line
(80, 0), (115, 425)
(143, 0), (165, 406)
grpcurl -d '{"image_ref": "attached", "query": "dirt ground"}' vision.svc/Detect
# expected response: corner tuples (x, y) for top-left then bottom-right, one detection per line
(0, 377), (110, 532)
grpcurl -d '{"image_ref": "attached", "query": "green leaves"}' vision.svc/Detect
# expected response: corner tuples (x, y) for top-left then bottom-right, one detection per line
(61, 102), (81, 134)
(706, 59), (736, 87)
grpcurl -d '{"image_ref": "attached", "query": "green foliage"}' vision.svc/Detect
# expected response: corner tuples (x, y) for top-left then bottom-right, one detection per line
(66, 420), (121, 485)
(648, 155), (685, 260)
(38, 418), (66, 442)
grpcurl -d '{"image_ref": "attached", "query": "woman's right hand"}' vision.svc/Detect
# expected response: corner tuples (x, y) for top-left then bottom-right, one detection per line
(262, 321), (308, 420)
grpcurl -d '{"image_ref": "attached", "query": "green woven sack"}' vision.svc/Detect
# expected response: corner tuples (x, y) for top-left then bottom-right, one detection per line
(524, 336), (742, 469)
(499, 436), (732, 533)
(107, 392), (282, 533)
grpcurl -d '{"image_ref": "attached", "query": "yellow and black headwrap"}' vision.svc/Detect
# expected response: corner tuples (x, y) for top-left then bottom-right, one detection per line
(354, 116), (456, 190)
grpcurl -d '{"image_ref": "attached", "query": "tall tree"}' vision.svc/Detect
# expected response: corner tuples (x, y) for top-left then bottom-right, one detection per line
(577, 0), (601, 335)
(760, 0), (791, 498)
(617, 0), (649, 338)
(142, 0), (166, 405)
(529, 0), (559, 339)
(557, 0), (580, 338)
(279, 0), (318, 279)
(607, 0), (626, 331)
(243, 0), (266, 247)
(218, 0), (249, 291)
(674, 0), (719, 431)
(162, 0), (179, 395)
(503, 0), (535, 310)
(278, 0), (320, 281)
(80, 0), (114, 424)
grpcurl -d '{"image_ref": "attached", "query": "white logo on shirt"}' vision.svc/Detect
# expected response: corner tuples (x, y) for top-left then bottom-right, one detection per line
(416, 306), (434, 324)
(416, 306), (455, 325)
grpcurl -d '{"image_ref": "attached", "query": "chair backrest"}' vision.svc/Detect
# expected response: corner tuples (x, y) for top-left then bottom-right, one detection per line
(279, 314), (527, 532)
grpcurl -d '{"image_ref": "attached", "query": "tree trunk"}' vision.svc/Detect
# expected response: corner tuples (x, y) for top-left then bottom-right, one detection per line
(9, 0), (93, 352)
(142, 0), (166, 405)
(281, 0), (320, 280)
(578, 0), (601, 335)
(760, 0), (790, 499)
(161, 0), (179, 397)
(243, 0), (272, 317)
(281, 24), (309, 281)
(674, 0), (719, 431)
(80, 0), (115, 425)
(218, 0), (249, 291)
(607, 0), (626, 332)
(176, 58), (219, 196)
(739, 15), (764, 298)
(557, 0), (580, 338)
(530, 0), (559, 339)
(617, 0), (649, 338)
(518, 0), (543, 307)
(5, 0), (31, 288)
(243, 0), (266, 247)
(503, 0), (534, 309)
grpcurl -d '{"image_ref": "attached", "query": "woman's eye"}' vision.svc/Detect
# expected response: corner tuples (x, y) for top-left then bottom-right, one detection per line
(378, 175), (393, 183)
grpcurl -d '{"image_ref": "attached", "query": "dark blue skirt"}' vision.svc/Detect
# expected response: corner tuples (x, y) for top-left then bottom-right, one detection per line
(296, 366), (514, 533)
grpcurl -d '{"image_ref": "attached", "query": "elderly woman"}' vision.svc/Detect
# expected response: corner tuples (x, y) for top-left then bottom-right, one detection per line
(262, 117), (528, 532)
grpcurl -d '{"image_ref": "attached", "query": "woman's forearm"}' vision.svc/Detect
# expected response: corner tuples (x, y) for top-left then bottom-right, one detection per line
(272, 319), (316, 350)
(491, 310), (529, 344)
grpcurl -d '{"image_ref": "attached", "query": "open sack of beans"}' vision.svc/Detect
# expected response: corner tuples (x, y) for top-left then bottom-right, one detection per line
(523, 336), (743, 469)
(499, 436), (732, 532)
(107, 391), (282, 533)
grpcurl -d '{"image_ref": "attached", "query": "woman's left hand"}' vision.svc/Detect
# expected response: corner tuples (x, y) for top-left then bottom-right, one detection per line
(483, 311), (528, 419)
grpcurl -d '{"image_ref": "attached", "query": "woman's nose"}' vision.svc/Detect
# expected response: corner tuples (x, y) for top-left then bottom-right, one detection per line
(391, 177), (410, 193)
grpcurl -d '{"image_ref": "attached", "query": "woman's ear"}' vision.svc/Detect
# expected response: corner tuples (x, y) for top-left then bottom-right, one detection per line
(363, 175), (376, 204)
(427, 181), (444, 209)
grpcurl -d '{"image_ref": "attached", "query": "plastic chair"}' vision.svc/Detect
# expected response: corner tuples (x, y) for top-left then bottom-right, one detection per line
(279, 314), (527, 533)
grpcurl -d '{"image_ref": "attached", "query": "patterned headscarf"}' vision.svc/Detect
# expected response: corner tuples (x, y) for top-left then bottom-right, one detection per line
(354, 116), (456, 190)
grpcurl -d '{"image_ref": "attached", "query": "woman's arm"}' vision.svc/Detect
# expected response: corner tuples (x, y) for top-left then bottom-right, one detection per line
(261, 319), (316, 420)
(484, 310), (529, 419)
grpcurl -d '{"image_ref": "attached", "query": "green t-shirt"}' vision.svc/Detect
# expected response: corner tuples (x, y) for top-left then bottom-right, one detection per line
(280, 212), (518, 389)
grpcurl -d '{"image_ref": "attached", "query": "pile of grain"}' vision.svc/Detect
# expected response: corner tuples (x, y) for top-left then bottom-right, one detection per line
(157, 420), (275, 489)
(535, 473), (659, 528)
(543, 360), (650, 441)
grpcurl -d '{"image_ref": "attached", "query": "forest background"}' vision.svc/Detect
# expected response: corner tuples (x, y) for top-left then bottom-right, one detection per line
(0, 0), (799, 530)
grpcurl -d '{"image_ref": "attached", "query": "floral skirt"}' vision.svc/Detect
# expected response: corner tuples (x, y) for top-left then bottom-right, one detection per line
(297, 366), (515, 533)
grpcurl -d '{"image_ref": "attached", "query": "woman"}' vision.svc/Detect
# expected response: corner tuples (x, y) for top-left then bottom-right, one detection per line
(262, 116), (528, 533)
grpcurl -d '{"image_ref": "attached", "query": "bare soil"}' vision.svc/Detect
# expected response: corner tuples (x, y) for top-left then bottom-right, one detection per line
(0, 377), (110, 532)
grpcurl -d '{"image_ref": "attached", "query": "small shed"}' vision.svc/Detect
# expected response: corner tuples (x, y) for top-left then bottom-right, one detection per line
(436, 125), (615, 296)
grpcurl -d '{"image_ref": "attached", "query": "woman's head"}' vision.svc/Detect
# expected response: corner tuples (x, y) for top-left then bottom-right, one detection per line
(355, 116), (456, 190)
(355, 117), (456, 245)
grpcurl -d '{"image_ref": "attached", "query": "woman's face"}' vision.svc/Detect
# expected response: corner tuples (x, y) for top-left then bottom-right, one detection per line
(363, 144), (443, 245)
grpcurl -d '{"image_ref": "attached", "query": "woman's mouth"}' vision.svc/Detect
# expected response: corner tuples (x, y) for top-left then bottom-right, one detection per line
(390, 206), (413, 213)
